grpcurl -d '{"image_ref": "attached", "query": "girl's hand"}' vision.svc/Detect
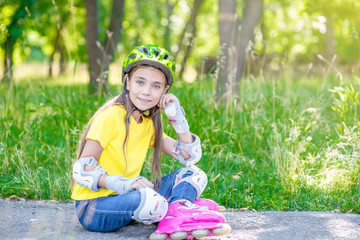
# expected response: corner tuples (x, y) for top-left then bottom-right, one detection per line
(131, 177), (154, 190)
(158, 94), (178, 110)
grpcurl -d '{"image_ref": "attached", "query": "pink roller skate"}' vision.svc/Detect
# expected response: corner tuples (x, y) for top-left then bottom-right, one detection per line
(194, 198), (226, 212)
(149, 200), (231, 240)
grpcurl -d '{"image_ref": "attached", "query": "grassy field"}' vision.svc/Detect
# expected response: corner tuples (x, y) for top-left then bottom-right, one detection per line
(1, 73), (359, 213)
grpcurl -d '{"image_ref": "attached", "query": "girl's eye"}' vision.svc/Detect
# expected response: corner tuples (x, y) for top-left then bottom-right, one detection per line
(154, 85), (161, 89)
(136, 81), (144, 85)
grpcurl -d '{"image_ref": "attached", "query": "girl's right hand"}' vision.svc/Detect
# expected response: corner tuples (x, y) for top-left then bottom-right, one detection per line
(131, 177), (154, 190)
(158, 93), (178, 110)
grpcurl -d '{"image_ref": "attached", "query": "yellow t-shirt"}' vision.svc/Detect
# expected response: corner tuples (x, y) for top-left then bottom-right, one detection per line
(71, 105), (164, 200)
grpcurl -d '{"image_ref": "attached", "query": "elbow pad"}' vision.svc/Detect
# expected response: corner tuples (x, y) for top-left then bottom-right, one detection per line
(73, 156), (107, 192)
(172, 134), (202, 166)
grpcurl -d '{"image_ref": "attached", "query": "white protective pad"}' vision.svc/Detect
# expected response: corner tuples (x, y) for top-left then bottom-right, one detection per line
(72, 157), (107, 192)
(105, 175), (144, 195)
(132, 187), (168, 224)
(173, 165), (208, 199)
(164, 101), (190, 134)
(172, 134), (202, 166)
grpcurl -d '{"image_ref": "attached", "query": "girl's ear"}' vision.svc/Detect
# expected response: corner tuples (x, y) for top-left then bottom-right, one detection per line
(164, 85), (170, 93)
(125, 74), (130, 91)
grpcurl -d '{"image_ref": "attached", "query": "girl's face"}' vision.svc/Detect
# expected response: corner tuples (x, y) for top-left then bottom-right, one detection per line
(126, 67), (169, 111)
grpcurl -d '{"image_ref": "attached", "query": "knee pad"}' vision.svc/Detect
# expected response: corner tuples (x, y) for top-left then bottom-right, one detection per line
(173, 165), (208, 199)
(73, 156), (107, 192)
(132, 187), (168, 225)
(172, 134), (202, 166)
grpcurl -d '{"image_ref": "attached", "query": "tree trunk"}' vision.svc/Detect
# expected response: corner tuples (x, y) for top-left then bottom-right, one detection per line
(85, 0), (124, 95)
(85, 0), (102, 94)
(48, 13), (68, 78)
(164, 0), (178, 51)
(177, 0), (203, 79)
(134, 0), (143, 46)
(48, 27), (62, 78)
(325, 15), (336, 61)
(100, 0), (125, 94)
(103, 0), (124, 68)
(217, 0), (237, 103)
(174, 0), (203, 59)
(179, 27), (196, 79)
(59, 34), (66, 75)
(3, 35), (15, 83)
(234, 0), (263, 98)
(2, 0), (35, 83)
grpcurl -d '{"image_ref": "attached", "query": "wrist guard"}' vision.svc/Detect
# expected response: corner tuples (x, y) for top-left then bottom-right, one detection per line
(164, 100), (190, 134)
(105, 175), (145, 195)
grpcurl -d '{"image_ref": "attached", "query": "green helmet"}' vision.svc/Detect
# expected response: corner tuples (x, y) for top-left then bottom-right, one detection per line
(122, 44), (176, 86)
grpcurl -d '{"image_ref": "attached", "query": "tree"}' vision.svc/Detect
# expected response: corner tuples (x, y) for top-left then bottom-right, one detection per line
(305, 0), (360, 62)
(48, 2), (69, 78)
(217, 0), (237, 103)
(48, 25), (66, 77)
(174, 0), (203, 79)
(2, 0), (35, 83)
(85, 0), (125, 95)
(217, 0), (263, 101)
(164, 0), (178, 51)
(85, 0), (102, 93)
(233, 0), (263, 98)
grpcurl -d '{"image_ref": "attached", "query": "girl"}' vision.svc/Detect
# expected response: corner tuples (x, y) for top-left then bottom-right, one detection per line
(71, 44), (230, 239)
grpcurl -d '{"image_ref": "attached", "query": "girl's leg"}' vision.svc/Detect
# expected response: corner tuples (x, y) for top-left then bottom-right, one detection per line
(76, 190), (141, 232)
(157, 167), (203, 204)
(150, 167), (231, 240)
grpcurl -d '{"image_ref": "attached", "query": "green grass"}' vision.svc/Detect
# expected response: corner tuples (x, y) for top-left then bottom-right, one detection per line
(1, 73), (359, 213)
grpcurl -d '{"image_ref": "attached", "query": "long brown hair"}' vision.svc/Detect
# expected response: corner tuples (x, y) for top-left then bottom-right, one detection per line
(70, 65), (165, 189)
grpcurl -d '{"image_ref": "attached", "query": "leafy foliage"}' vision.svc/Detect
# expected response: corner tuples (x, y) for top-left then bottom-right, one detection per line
(1, 0), (359, 71)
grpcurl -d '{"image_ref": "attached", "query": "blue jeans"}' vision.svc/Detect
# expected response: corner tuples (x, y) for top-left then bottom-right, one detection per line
(75, 169), (197, 232)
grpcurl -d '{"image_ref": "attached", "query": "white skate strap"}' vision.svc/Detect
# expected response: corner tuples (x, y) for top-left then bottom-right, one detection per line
(174, 199), (198, 209)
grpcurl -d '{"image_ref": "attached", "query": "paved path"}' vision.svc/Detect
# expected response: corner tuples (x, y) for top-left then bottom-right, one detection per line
(1, 200), (360, 240)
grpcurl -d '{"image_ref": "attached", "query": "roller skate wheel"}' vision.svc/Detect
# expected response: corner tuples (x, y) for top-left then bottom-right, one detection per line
(212, 223), (232, 236)
(170, 231), (188, 240)
(192, 229), (210, 238)
(149, 232), (168, 240)
(218, 205), (226, 212)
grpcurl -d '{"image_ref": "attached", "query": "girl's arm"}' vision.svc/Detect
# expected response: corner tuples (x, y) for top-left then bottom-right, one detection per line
(75, 139), (153, 190)
(79, 139), (108, 188)
(161, 135), (191, 160)
(159, 94), (202, 165)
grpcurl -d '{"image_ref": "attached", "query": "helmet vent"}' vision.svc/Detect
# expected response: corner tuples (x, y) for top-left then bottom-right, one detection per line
(127, 53), (136, 59)
(153, 49), (161, 57)
(163, 53), (169, 60)
(142, 46), (149, 55)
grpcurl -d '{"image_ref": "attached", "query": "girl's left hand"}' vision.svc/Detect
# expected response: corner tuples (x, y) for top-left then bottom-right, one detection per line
(158, 94), (178, 110)
(131, 177), (154, 190)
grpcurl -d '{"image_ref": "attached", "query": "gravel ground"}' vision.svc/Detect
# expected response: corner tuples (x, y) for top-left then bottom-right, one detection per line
(1, 199), (360, 240)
